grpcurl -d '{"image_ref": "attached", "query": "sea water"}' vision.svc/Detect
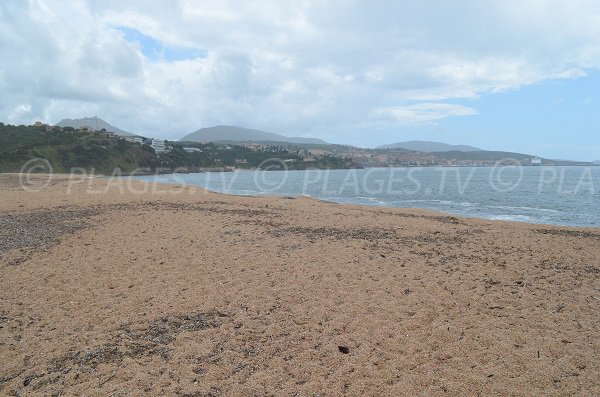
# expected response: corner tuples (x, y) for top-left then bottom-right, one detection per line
(135, 166), (600, 228)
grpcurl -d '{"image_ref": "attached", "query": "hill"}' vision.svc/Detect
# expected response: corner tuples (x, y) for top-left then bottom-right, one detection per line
(0, 123), (357, 173)
(0, 124), (156, 173)
(430, 150), (536, 161)
(428, 150), (593, 165)
(377, 140), (483, 152)
(181, 125), (328, 145)
(56, 117), (138, 137)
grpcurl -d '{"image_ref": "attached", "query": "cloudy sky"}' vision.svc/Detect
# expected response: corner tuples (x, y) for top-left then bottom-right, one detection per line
(1, 0), (600, 160)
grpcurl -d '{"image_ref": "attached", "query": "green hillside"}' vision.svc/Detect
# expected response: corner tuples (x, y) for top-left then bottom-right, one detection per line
(160, 142), (358, 170)
(0, 124), (358, 174)
(429, 150), (536, 161)
(0, 123), (157, 174)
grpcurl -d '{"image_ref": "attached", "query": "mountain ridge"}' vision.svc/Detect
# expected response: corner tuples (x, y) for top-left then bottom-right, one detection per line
(377, 140), (483, 152)
(180, 125), (328, 145)
(56, 117), (137, 137)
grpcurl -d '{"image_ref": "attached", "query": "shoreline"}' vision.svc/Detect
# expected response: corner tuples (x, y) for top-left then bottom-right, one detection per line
(196, 189), (600, 230)
(133, 171), (600, 230)
(1, 173), (599, 395)
(5, 171), (600, 230)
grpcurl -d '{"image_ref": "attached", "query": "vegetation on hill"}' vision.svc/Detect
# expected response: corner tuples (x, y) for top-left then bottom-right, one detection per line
(160, 142), (357, 170)
(0, 124), (358, 174)
(1, 122), (591, 174)
(0, 124), (156, 173)
(377, 141), (482, 152)
(429, 150), (535, 161)
(56, 117), (137, 137)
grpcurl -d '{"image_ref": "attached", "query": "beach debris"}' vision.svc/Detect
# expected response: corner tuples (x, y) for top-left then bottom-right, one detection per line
(535, 228), (600, 239)
(181, 386), (221, 397)
(338, 346), (350, 354)
(43, 310), (228, 388)
(269, 226), (397, 240)
(23, 374), (39, 387)
(2, 249), (33, 266)
(0, 208), (102, 254)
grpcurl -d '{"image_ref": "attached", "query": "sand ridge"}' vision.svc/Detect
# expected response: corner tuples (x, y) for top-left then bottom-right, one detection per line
(0, 174), (599, 396)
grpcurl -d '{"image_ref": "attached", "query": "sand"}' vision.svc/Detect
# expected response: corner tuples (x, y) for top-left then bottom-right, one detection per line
(0, 173), (599, 396)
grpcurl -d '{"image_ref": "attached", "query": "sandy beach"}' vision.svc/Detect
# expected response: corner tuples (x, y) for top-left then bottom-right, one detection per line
(1, 173), (599, 396)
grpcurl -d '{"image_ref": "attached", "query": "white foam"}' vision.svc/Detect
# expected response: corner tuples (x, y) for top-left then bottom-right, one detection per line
(487, 214), (533, 222)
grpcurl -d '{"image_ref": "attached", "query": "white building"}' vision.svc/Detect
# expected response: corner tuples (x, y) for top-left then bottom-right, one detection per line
(151, 139), (166, 153)
(124, 136), (144, 144)
(531, 157), (542, 165)
(183, 147), (203, 153)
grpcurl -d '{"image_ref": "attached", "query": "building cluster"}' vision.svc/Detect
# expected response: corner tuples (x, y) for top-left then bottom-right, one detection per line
(183, 147), (203, 153)
(239, 143), (269, 151)
(122, 137), (168, 153)
(340, 149), (533, 167)
(33, 121), (170, 153)
(29, 121), (554, 167)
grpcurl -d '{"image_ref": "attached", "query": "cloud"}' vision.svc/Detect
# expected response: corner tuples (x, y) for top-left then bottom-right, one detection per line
(377, 103), (478, 124)
(114, 26), (207, 62)
(550, 68), (588, 80)
(0, 0), (599, 140)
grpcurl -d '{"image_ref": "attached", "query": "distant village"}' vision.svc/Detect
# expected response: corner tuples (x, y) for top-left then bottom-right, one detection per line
(24, 121), (356, 171)
(30, 121), (352, 167)
(33, 121), (170, 153)
(339, 147), (545, 167)
(28, 121), (586, 169)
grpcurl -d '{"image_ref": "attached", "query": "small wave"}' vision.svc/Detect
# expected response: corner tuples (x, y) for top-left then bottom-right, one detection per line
(225, 189), (264, 196)
(402, 199), (445, 204)
(333, 197), (387, 206)
(487, 214), (533, 222)
(355, 196), (379, 201)
(485, 205), (559, 213)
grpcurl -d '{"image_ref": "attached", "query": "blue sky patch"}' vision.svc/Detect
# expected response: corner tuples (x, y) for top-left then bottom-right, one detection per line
(116, 26), (207, 62)
(435, 70), (600, 160)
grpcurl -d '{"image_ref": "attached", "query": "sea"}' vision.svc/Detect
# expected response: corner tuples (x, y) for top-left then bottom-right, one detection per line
(134, 166), (600, 228)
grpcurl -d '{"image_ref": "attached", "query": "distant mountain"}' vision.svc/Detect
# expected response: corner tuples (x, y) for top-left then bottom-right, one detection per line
(377, 140), (483, 152)
(593, 160), (600, 165)
(56, 117), (137, 137)
(431, 150), (536, 161)
(0, 123), (155, 173)
(181, 125), (328, 145)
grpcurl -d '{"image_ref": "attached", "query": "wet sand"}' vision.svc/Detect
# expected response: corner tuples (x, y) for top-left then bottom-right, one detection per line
(1, 173), (599, 396)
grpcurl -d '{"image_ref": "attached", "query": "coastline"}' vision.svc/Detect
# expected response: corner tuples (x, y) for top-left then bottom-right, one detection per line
(1, 173), (599, 396)
(134, 167), (600, 229)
